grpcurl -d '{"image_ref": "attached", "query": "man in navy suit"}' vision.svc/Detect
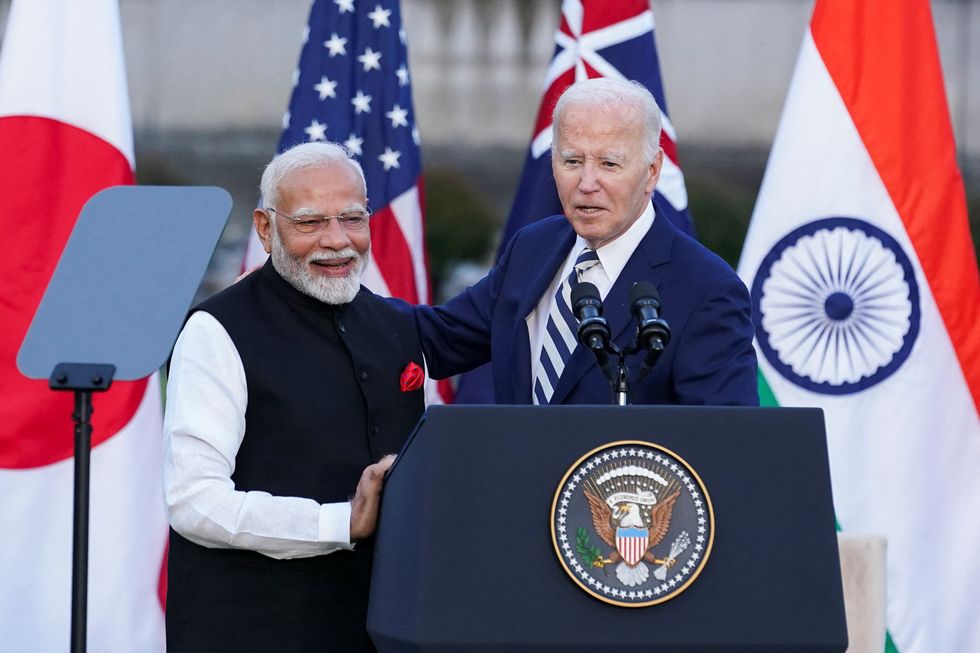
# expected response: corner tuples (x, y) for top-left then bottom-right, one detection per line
(416, 78), (758, 406)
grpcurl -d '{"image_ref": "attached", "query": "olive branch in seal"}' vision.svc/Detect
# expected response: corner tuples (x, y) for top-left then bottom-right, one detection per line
(576, 527), (611, 575)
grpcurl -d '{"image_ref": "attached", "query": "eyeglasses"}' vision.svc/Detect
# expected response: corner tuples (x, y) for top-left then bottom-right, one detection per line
(266, 207), (371, 233)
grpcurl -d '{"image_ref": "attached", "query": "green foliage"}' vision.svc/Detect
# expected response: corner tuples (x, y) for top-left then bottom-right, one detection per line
(422, 169), (499, 297)
(685, 175), (757, 269)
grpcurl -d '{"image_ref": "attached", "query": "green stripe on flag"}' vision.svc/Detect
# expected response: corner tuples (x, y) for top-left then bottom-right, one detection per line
(886, 632), (898, 652)
(757, 370), (779, 407)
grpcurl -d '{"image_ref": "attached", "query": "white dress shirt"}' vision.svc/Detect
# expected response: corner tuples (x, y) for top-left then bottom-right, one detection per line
(526, 202), (656, 382)
(162, 311), (353, 560)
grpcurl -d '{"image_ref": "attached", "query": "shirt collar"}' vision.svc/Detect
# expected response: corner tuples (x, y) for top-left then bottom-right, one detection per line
(572, 201), (655, 282)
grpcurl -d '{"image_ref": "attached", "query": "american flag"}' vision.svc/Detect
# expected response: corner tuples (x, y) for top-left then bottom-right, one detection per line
(455, 0), (695, 402)
(244, 0), (431, 306)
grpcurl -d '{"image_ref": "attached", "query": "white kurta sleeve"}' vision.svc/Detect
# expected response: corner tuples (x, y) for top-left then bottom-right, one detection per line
(162, 311), (353, 559)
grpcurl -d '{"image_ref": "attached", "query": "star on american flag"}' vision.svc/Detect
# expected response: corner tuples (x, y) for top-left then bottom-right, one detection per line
(378, 147), (400, 170)
(358, 46), (382, 71)
(304, 119), (327, 141)
(367, 5), (391, 28)
(385, 104), (408, 128)
(313, 76), (338, 100)
(344, 133), (364, 156)
(351, 90), (372, 114)
(323, 32), (347, 56)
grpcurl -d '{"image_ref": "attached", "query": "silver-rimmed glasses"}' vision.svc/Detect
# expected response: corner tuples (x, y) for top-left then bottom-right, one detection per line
(266, 207), (371, 233)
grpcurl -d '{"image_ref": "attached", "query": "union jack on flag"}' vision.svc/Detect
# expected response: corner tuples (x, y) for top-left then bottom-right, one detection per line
(244, 0), (431, 306)
(456, 0), (693, 401)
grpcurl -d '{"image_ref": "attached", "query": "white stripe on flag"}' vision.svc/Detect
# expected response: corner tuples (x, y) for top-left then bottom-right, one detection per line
(389, 185), (429, 304)
(657, 155), (689, 211)
(0, 0), (133, 164)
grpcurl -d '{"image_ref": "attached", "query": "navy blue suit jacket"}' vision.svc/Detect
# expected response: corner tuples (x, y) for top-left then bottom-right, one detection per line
(416, 214), (759, 405)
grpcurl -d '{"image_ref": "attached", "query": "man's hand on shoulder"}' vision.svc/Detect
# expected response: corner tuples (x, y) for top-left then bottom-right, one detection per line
(349, 454), (397, 540)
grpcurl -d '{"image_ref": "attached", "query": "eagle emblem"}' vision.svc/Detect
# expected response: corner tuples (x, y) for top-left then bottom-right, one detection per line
(584, 470), (681, 587)
(551, 441), (713, 607)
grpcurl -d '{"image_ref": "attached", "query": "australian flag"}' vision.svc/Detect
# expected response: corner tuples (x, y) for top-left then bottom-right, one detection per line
(456, 0), (695, 402)
(244, 0), (431, 306)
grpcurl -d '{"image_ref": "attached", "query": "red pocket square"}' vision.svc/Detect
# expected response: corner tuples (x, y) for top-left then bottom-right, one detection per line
(400, 361), (424, 392)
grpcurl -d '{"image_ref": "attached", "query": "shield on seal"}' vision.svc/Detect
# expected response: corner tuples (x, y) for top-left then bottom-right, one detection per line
(615, 527), (649, 566)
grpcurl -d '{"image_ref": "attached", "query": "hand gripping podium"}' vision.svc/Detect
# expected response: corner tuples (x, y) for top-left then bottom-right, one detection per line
(368, 405), (847, 652)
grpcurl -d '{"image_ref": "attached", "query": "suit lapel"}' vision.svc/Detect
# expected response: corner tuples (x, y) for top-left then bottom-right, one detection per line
(517, 228), (577, 322)
(606, 215), (675, 344)
(549, 214), (676, 404)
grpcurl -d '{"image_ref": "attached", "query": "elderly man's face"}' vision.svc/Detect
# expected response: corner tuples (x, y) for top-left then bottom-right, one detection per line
(254, 162), (370, 304)
(552, 103), (662, 249)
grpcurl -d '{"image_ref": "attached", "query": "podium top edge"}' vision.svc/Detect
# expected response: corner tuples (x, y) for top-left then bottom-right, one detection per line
(426, 404), (823, 415)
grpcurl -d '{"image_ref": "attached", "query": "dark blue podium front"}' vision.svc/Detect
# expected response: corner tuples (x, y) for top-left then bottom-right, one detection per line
(367, 405), (847, 652)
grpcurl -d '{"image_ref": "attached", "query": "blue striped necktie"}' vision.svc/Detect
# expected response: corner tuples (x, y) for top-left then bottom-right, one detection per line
(533, 247), (601, 405)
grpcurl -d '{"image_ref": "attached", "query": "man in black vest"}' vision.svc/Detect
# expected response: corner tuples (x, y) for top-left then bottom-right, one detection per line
(163, 142), (425, 652)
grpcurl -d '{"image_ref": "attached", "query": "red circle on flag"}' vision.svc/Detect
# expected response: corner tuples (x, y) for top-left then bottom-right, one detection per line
(0, 117), (147, 469)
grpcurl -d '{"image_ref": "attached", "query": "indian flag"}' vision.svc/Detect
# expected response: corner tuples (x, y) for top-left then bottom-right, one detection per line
(737, 1), (980, 651)
(0, 0), (167, 650)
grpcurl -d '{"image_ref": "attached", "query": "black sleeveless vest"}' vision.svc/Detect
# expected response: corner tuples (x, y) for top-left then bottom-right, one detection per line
(166, 261), (425, 652)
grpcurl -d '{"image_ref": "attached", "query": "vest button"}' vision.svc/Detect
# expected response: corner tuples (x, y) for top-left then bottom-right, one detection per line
(358, 369), (368, 381)
(337, 321), (346, 333)
(371, 425), (380, 435)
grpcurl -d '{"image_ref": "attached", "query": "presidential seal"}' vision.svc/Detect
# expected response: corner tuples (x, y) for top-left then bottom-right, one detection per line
(550, 440), (713, 607)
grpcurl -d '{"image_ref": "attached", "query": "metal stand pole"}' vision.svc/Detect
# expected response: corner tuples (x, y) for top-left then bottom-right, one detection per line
(49, 363), (114, 653)
(70, 389), (92, 653)
(613, 362), (630, 406)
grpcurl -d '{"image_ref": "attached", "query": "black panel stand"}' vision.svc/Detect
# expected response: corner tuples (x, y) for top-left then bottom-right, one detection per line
(49, 362), (115, 653)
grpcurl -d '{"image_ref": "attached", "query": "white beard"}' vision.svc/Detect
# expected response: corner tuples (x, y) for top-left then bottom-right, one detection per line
(270, 229), (368, 305)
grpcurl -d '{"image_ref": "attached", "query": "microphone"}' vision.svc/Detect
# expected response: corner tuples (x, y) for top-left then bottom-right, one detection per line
(630, 282), (671, 380)
(570, 282), (611, 369)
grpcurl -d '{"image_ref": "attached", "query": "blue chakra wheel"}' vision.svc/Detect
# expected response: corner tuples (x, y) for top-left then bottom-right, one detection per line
(751, 217), (920, 394)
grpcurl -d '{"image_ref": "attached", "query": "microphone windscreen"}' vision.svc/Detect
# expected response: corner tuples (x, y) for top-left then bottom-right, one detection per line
(629, 281), (660, 305)
(571, 281), (601, 307)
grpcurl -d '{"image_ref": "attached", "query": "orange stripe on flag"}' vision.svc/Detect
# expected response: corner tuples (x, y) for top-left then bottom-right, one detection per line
(812, 0), (980, 412)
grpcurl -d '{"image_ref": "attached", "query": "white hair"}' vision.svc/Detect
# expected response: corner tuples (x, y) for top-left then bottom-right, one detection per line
(551, 78), (663, 163)
(260, 141), (366, 211)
